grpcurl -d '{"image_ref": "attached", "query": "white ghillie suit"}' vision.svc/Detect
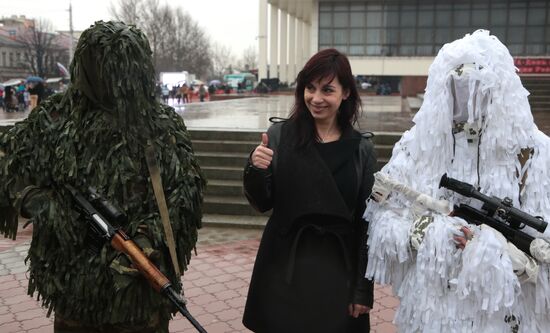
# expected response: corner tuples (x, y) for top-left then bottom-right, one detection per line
(364, 29), (550, 333)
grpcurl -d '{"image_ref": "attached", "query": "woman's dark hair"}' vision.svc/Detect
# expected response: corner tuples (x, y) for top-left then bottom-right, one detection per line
(288, 48), (361, 147)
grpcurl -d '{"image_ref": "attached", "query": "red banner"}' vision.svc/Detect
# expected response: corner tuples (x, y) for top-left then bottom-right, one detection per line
(514, 58), (550, 74)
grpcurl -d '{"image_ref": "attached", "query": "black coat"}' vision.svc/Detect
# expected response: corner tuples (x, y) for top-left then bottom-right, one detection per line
(242, 121), (377, 333)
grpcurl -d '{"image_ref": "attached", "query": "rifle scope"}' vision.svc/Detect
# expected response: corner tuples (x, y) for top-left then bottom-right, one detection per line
(439, 174), (547, 233)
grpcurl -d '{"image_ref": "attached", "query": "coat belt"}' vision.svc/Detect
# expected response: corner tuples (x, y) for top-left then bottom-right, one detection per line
(285, 223), (352, 284)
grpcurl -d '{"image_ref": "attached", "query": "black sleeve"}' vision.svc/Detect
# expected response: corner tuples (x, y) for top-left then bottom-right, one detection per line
(243, 157), (273, 213)
(242, 123), (282, 213)
(351, 140), (377, 307)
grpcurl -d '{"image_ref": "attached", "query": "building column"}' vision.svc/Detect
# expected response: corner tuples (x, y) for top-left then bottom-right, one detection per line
(269, 4), (279, 79)
(310, 1), (319, 58)
(279, 10), (288, 84)
(258, 0), (268, 81)
(288, 15), (296, 84)
(296, 18), (303, 74)
(303, 22), (311, 65)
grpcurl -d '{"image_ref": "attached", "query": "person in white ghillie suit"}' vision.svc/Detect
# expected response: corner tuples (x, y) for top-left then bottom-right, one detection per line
(364, 29), (550, 333)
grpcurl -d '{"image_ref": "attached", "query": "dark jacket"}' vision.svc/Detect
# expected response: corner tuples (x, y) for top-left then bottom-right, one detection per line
(242, 121), (377, 333)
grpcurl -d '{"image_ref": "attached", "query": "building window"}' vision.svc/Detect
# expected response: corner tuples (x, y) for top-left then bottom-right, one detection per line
(317, 0), (550, 57)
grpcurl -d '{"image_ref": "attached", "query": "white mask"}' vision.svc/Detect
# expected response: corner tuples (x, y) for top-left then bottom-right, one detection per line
(449, 63), (489, 140)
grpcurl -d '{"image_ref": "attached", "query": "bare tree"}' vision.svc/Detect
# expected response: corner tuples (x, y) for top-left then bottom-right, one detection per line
(210, 42), (235, 79)
(239, 45), (258, 72)
(17, 18), (56, 77)
(109, 0), (141, 25)
(110, 0), (213, 78)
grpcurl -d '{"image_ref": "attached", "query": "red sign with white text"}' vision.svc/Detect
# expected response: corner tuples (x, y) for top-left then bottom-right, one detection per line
(514, 58), (550, 74)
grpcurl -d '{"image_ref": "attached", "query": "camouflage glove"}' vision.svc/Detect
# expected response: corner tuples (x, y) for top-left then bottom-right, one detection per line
(410, 215), (434, 250)
(16, 186), (52, 219)
(109, 229), (161, 291)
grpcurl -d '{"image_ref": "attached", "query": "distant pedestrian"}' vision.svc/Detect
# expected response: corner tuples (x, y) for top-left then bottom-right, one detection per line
(175, 85), (182, 104)
(199, 84), (207, 102)
(188, 85), (194, 102)
(161, 85), (169, 104)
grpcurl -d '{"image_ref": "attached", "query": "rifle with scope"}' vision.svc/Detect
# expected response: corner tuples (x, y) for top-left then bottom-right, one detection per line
(439, 174), (547, 255)
(65, 184), (207, 333)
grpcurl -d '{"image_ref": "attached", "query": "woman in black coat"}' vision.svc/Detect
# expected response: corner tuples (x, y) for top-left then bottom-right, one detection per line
(242, 48), (377, 333)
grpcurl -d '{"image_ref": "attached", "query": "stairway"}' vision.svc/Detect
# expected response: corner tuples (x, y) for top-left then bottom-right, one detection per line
(190, 129), (402, 229)
(521, 75), (550, 112)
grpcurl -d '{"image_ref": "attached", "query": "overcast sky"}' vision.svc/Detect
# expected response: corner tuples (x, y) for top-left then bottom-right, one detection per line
(0, 0), (259, 56)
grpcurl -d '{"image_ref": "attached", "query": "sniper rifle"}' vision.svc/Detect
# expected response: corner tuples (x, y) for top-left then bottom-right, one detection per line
(65, 184), (207, 333)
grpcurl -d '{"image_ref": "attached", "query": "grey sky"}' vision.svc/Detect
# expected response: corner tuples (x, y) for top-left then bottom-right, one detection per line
(0, 0), (259, 56)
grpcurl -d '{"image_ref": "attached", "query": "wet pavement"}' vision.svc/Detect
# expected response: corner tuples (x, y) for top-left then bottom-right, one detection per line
(173, 95), (412, 133)
(3, 95), (550, 135)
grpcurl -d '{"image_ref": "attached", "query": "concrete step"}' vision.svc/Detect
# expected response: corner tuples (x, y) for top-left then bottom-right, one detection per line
(521, 77), (550, 83)
(193, 140), (257, 153)
(202, 214), (268, 229)
(522, 76), (550, 113)
(205, 179), (243, 196)
(526, 91), (550, 96)
(375, 144), (394, 158)
(202, 166), (244, 181)
(524, 90), (550, 95)
(529, 98), (550, 105)
(196, 152), (249, 168)
(199, 148), (391, 173)
(195, 138), (397, 157)
(203, 195), (268, 216)
(191, 128), (402, 147)
(377, 157), (389, 171)
(371, 132), (402, 146)
(190, 129), (263, 142)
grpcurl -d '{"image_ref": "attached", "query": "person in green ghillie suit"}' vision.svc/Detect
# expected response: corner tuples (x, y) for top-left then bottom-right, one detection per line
(0, 21), (205, 333)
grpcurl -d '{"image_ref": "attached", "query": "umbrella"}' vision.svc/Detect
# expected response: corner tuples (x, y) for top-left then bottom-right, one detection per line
(26, 76), (44, 83)
(57, 62), (70, 78)
(2, 78), (24, 87)
(209, 80), (221, 86)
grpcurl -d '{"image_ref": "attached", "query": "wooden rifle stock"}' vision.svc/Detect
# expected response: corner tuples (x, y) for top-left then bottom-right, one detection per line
(110, 231), (170, 292)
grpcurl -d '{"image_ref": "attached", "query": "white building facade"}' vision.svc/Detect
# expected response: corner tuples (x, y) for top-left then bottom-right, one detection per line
(259, 0), (550, 96)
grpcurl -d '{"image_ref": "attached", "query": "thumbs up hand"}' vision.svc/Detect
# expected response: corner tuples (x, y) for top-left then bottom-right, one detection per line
(251, 133), (273, 169)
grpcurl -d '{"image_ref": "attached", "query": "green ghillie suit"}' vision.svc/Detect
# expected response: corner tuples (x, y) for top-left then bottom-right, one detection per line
(0, 21), (205, 332)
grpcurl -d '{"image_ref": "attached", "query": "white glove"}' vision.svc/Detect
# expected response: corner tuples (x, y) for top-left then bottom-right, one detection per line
(483, 225), (539, 284)
(530, 238), (550, 264)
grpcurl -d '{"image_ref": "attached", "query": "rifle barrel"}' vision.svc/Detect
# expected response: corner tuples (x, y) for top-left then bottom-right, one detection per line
(164, 287), (208, 333)
(439, 174), (547, 233)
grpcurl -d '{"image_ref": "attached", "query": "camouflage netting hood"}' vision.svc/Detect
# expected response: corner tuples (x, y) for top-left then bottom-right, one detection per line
(68, 20), (157, 129)
(0, 20), (205, 330)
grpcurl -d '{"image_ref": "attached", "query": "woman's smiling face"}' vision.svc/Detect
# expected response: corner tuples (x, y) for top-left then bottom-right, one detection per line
(304, 75), (349, 124)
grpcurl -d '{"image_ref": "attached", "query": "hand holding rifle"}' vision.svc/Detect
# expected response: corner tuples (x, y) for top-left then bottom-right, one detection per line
(439, 174), (548, 257)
